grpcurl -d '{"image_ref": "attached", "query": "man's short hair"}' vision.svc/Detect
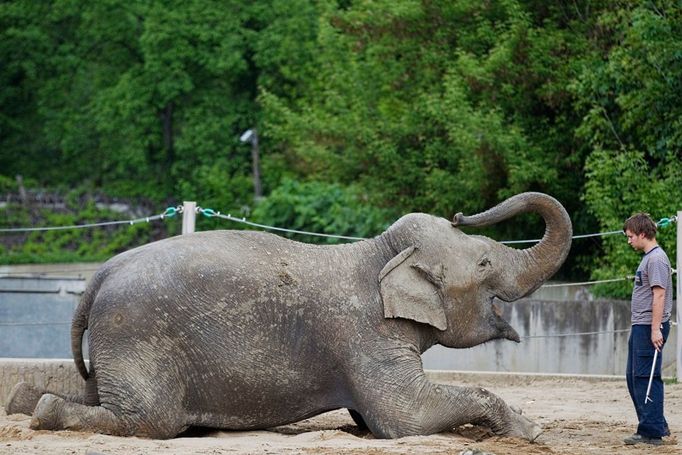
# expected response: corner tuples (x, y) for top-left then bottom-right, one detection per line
(623, 213), (657, 239)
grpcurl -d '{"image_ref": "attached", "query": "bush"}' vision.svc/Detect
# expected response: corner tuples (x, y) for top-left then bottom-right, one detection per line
(251, 179), (393, 244)
(0, 198), (177, 265)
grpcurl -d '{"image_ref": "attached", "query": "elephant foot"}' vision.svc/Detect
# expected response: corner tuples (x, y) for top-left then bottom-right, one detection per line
(5, 382), (44, 416)
(501, 410), (543, 442)
(30, 393), (65, 431)
(30, 392), (132, 436)
(469, 387), (542, 442)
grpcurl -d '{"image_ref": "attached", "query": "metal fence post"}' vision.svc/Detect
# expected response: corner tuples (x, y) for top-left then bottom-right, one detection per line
(675, 211), (682, 382)
(182, 201), (196, 234)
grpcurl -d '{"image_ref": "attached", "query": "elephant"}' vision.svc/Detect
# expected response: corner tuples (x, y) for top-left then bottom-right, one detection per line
(5, 191), (571, 441)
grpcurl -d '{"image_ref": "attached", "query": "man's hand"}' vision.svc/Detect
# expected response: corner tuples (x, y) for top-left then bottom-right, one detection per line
(651, 329), (664, 350)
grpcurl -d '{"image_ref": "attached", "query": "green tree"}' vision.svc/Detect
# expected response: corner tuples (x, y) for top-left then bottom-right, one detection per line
(0, 1), (68, 183)
(260, 0), (607, 274)
(575, 1), (682, 297)
(3, 0), (679, 292)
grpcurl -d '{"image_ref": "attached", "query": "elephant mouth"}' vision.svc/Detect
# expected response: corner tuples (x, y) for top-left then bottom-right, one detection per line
(491, 299), (521, 343)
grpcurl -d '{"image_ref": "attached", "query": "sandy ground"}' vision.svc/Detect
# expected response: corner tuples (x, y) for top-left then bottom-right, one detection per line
(0, 375), (679, 455)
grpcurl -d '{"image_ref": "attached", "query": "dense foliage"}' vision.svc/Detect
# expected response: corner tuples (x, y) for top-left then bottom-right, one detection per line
(1, 1), (680, 297)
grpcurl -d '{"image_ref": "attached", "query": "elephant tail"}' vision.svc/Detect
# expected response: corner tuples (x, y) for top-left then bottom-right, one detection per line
(71, 268), (105, 381)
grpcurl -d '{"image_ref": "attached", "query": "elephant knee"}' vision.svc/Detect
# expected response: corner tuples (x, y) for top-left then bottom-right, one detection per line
(471, 387), (502, 409)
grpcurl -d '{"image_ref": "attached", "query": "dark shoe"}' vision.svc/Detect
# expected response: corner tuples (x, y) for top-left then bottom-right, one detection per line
(624, 433), (663, 446)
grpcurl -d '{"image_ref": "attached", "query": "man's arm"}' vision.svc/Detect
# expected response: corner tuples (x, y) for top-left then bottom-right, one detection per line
(651, 286), (665, 350)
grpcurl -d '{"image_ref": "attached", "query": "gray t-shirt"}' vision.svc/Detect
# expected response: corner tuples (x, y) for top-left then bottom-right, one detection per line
(631, 246), (673, 325)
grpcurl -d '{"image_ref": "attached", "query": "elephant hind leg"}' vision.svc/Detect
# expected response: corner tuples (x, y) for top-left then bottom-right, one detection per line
(30, 393), (188, 439)
(5, 382), (44, 415)
(30, 394), (130, 436)
(5, 374), (99, 416)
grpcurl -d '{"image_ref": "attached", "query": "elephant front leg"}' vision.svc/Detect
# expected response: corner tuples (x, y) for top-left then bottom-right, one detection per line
(443, 384), (542, 441)
(355, 376), (541, 441)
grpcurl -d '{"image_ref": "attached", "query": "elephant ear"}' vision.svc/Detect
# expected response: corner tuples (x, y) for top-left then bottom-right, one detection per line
(378, 246), (447, 331)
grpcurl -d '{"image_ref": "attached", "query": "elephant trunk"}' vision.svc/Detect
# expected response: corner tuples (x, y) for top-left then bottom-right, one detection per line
(452, 192), (572, 301)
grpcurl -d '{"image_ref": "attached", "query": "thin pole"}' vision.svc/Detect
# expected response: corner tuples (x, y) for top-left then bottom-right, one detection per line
(675, 211), (682, 381)
(251, 130), (262, 200)
(645, 349), (659, 404)
(182, 201), (196, 234)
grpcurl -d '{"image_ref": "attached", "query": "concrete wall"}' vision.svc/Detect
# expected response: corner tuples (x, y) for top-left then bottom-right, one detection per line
(421, 283), (678, 376)
(0, 276), (86, 358)
(0, 358), (86, 407)
(422, 298), (677, 376)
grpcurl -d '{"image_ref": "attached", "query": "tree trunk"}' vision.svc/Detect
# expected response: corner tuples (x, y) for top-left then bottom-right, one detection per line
(162, 102), (174, 166)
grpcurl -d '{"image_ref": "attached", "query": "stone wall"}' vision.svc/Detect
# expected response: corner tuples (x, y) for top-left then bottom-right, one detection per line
(0, 359), (85, 407)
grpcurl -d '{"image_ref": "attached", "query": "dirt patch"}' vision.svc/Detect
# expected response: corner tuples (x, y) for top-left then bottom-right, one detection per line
(0, 425), (32, 442)
(0, 376), (679, 454)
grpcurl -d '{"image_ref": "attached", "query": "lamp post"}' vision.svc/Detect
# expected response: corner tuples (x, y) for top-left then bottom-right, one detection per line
(240, 128), (262, 200)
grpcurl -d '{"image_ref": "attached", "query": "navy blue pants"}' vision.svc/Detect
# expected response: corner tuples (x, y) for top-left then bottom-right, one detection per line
(626, 322), (670, 438)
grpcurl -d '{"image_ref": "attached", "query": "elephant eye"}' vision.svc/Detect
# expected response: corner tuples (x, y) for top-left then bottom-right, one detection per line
(478, 257), (491, 268)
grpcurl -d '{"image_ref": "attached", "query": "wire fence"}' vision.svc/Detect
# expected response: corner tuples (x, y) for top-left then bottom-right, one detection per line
(1, 204), (676, 287)
(0, 203), (678, 341)
(197, 207), (680, 245)
(0, 206), (183, 233)
(0, 202), (676, 243)
(198, 208), (365, 241)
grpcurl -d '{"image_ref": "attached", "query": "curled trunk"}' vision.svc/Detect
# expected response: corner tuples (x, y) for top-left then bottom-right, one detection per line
(452, 192), (572, 301)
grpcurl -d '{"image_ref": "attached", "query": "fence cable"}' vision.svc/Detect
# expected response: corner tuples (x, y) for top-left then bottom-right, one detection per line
(524, 322), (677, 340)
(198, 207), (677, 244)
(523, 328), (631, 339)
(502, 215), (677, 244)
(197, 207), (365, 241)
(0, 206), (182, 233)
(0, 203), (676, 244)
(0, 321), (71, 327)
(540, 277), (633, 288)
(0, 267), (100, 276)
(501, 230), (624, 244)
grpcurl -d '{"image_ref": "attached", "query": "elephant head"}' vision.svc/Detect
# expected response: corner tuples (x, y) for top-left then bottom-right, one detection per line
(379, 192), (572, 348)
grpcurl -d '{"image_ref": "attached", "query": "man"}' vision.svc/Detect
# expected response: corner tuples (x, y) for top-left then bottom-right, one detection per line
(623, 213), (673, 446)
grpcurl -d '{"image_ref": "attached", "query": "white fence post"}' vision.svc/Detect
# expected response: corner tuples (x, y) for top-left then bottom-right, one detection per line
(182, 201), (196, 235)
(675, 211), (682, 382)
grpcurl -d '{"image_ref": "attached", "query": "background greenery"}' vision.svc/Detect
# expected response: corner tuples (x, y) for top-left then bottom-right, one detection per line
(1, 0), (680, 298)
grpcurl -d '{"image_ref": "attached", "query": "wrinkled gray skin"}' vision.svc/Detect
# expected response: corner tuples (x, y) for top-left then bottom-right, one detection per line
(6, 192), (571, 441)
